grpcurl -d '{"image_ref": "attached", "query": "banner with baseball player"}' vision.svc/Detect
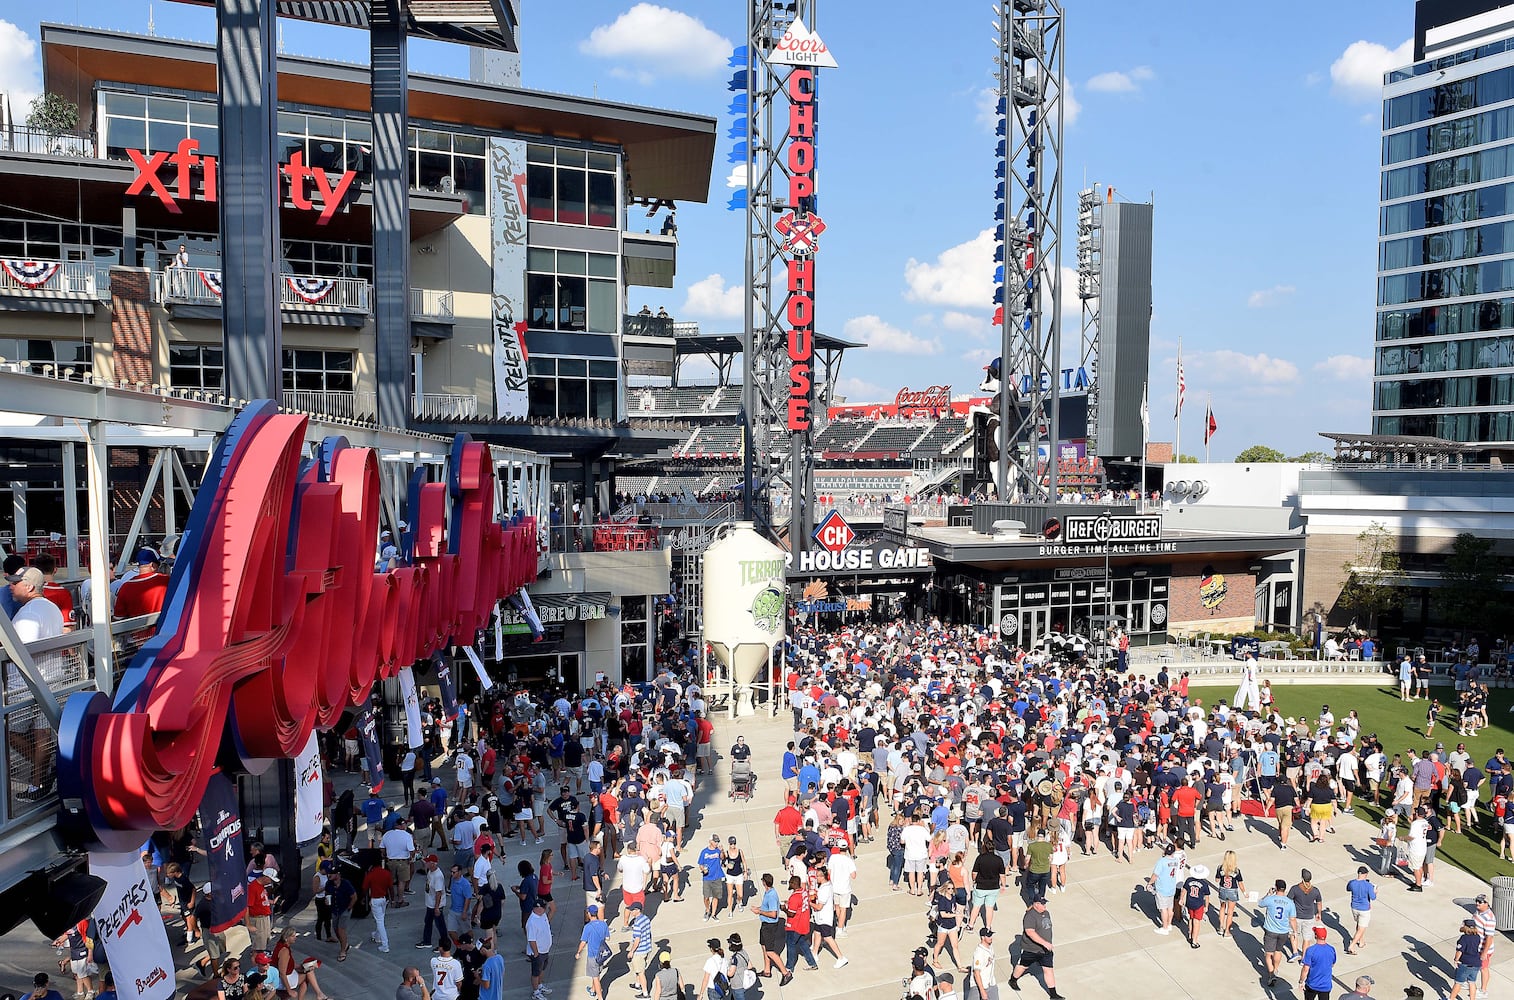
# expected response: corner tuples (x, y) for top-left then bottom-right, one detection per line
(293, 732), (324, 843)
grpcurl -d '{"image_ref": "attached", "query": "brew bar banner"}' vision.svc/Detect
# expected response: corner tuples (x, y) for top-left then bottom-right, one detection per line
(293, 732), (323, 843)
(195, 773), (248, 933)
(89, 849), (176, 1000)
(398, 665), (423, 749)
(354, 697), (384, 793)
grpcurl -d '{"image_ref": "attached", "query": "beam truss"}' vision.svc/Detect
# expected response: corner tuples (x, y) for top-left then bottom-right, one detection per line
(992, 0), (1065, 502)
(741, 0), (818, 549)
(1077, 183), (1102, 459)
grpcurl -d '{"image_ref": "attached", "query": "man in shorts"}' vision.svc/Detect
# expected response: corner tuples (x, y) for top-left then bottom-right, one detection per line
(194, 882), (226, 977)
(699, 835), (726, 920)
(1345, 867), (1375, 954)
(575, 904), (610, 1000)
(626, 902), (654, 995)
(617, 845), (651, 931)
(1259, 879), (1299, 988)
(970, 841), (1006, 932)
(1007, 897), (1063, 999)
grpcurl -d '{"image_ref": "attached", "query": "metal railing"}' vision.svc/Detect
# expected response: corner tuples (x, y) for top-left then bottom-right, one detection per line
(624, 314), (674, 338)
(158, 269), (373, 313)
(284, 389), (377, 420)
(0, 613), (158, 834)
(411, 288), (454, 321)
(0, 260), (97, 298)
(0, 125), (95, 158)
(414, 393), (479, 419)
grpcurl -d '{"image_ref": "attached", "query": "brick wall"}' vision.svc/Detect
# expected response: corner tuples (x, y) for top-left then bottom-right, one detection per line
(1168, 559), (1255, 633)
(109, 266), (153, 386)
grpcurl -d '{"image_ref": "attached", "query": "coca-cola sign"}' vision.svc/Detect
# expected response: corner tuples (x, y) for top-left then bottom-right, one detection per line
(895, 385), (952, 411)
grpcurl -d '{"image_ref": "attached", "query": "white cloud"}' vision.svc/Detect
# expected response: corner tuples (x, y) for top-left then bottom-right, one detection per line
(905, 230), (995, 308)
(1247, 284), (1296, 308)
(1192, 349), (1300, 386)
(1330, 38), (1412, 102)
(964, 347), (997, 366)
(1064, 82), (1081, 126)
(1314, 354), (1374, 382)
(841, 315), (940, 355)
(833, 376), (887, 402)
(0, 21), (40, 115)
(580, 4), (733, 80)
(1086, 65), (1154, 94)
(941, 310), (990, 334)
(681, 273), (743, 319)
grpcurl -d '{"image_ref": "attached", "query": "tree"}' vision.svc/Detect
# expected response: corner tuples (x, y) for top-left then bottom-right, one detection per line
(1337, 521), (1402, 631)
(1289, 450), (1331, 464)
(1438, 532), (1505, 641)
(1235, 445), (1285, 463)
(1177, 454), (1199, 464)
(26, 93), (79, 139)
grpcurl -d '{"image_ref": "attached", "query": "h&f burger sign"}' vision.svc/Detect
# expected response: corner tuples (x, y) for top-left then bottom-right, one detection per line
(1061, 513), (1162, 545)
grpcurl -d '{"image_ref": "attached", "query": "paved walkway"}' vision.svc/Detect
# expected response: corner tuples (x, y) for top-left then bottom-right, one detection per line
(0, 710), (1508, 998)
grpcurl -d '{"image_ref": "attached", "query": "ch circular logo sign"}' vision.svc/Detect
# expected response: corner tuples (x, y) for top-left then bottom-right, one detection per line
(1150, 604), (1167, 626)
(1000, 613), (1019, 632)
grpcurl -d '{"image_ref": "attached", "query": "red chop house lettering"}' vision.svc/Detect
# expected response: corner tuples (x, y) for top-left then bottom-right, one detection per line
(784, 68), (818, 432)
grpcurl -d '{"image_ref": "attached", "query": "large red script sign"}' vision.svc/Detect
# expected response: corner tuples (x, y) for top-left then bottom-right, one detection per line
(125, 139), (357, 225)
(894, 385), (951, 412)
(58, 402), (538, 849)
(783, 68), (818, 432)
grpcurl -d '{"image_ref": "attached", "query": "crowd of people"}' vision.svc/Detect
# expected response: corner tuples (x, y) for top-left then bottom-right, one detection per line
(16, 601), (1509, 1000)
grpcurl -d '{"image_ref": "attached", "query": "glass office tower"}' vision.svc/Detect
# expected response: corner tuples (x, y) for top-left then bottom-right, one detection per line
(1374, 1), (1514, 447)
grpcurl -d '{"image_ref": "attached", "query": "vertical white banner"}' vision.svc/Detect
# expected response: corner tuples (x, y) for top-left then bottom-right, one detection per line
(293, 732), (324, 843)
(89, 850), (176, 1000)
(489, 137), (530, 418)
(463, 645), (493, 691)
(398, 665), (424, 749)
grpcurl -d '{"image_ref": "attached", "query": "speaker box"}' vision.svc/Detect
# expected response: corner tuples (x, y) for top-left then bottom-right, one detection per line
(30, 867), (107, 939)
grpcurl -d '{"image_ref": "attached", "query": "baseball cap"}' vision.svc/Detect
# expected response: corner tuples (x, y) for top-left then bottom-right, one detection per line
(432, 778), (442, 785)
(467, 806), (480, 814)
(260, 867), (279, 881)
(33, 974), (50, 988)
(587, 905), (599, 915)
(1477, 893), (1491, 904)
(658, 952), (672, 964)
(1300, 869), (1313, 882)
(628, 901), (643, 911)
(728, 836), (737, 845)
(1357, 866), (1369, 875)
(979, 927), (994, 938)
(1313, 926), (1328, 939)
(201, 882), (213, 893)
(254, 953), (272, 966)
(134, 547), (159, 565)
(706, 937), (722, 950)
(6, 566), (42, 590)
(1405, 988), (1426, 999)
(425, 854), (439, 862)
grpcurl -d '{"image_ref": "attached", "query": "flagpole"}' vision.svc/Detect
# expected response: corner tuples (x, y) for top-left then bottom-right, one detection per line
(1140, 380), (1149, 513)
(1174, 337), (1182, 463)
(1205, 391), (1212, 463)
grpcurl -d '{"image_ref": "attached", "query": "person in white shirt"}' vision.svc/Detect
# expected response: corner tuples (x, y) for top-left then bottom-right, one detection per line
(900, 817), (931, 895)
(381, 823), (417, 901)
(525, 899), (553, 999)
(1336, 749), (1360, 814)
(429, 939), (464, 1000)
(616, 846), (652, 932)
(827, 845), (857, 937)
(7, 566), (63, 801)
(972, 928), (999, 1000)
(454, 751), (475, 797)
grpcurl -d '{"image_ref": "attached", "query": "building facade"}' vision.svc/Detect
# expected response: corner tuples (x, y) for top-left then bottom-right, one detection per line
(1374, 1), (1514, 448)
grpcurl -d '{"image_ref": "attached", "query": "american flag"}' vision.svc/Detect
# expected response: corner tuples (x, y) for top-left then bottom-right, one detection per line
(1174, 352), (1185, 420)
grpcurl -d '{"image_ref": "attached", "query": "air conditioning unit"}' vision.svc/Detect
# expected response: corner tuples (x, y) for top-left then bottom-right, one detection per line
(1170, 480), (1190, 494)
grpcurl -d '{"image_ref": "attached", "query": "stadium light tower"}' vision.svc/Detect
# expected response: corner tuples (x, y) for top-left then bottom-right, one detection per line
(991, 0), (1065, 501)
(740, 0), (833, 549)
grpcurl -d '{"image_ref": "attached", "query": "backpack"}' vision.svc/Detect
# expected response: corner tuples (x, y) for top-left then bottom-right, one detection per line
(730, 949), (756, 990)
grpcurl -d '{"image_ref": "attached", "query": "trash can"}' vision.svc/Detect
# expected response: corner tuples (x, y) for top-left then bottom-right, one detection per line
(1492, 876), (1514, 931)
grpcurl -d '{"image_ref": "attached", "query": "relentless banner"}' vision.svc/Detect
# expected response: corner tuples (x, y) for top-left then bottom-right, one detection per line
(89, 850), (176, 1000)
(293, 733), (323, 843)
(489, 137), (530, 418)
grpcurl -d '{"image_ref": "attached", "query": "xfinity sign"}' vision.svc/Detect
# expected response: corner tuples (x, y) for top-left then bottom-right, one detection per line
(1062, 513), (1162, 545)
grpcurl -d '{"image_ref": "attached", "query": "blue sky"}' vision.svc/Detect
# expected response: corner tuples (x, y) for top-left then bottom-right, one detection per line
(0, 1), (1416, 458)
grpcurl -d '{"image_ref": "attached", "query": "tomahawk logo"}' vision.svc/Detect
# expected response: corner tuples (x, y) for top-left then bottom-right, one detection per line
(136, 967), (168, 994)
(775, 210), (826, 257)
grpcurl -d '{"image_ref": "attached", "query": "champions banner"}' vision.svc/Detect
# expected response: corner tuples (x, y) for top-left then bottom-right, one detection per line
(196, 774), (247, 933)
(434, 651), (459, 722)
(354, 697), (384, 793)
(89, 850), (176, 1000)
(398, 665), (423, 749)
(293, 732), (324, 843)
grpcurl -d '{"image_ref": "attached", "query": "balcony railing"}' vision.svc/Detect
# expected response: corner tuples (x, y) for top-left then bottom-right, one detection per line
(157, 269), (372, 313)
(624, 314), (674, 338)
(411, 288), (454, 321)
(414, 393), (479, 419)
(283, 389), (377, 420)
(0, 125), (95, 158)
(0, 259), (97, 298)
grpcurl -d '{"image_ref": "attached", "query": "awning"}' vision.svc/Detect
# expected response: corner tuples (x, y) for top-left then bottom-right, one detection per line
(499, 591), (611, 632)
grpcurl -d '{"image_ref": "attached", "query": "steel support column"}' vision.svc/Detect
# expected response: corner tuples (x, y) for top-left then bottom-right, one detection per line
(217, 0), (282, 403)
(61, 442), (79, 577)
(84, 422), (113, 694)
(371, 0), (413, 430)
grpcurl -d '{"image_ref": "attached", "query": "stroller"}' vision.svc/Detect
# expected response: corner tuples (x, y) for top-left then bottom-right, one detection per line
(729, 759), (756, 801)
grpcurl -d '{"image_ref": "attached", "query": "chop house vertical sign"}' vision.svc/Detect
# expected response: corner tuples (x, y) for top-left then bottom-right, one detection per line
(767, 19), (836, 432)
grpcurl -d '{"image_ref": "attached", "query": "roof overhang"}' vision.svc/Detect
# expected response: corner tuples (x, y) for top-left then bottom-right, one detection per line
(166, 0), (520, 52)
(40, 23), (715, 203)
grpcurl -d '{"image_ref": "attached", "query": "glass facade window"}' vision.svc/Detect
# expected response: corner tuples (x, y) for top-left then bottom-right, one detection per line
(1375, 373), (1514, 409)
(407, 128), (486, 215)
(1383, 105), (1514, 165)
(1384, 64), (1514, 129)
(525, 145), (618, 228)
(102, 91), (220, 161)
(1381, 181), (1514, 235)
(0, 218), (121, 261)
(1381, 144), (1514, 200)
(282, 350), (354, 392)
(281, 239), (373, 282)
(1378, 256), (1514, 304)
(526, 248), (618, 333)
(0, 339), (93, 371)
(1377, 295), (1514, 340)
(1380, 219), (1514, 270)
(1378, 411), (1514, 439)
(168, 345), (224, 389)
(527, 357), (618, 420)
(1377, 335), (1514, 375)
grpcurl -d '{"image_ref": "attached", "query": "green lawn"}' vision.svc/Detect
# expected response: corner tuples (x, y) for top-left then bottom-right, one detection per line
(1190, 681), (1514, 884)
